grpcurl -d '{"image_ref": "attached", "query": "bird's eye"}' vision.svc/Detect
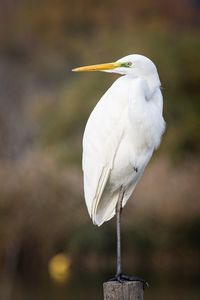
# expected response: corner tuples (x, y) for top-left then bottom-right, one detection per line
(126, 61), (132, 67)
(120, 61), (133, 68)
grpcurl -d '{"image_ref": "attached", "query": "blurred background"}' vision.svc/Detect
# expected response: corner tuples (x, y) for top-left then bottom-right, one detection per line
(0, 0), (199, 299)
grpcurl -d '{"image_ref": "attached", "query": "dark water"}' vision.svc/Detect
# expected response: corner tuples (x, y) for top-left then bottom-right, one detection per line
(2, 275), (199, 300)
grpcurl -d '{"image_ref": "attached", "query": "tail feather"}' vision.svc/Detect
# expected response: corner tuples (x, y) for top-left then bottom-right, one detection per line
(91, 166), (111, 224)
(93, 190), (119, 226)
(92, 181), (138, 226)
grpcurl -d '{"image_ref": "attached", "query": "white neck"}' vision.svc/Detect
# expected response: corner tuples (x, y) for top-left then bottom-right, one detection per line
(146, 72), (161, 97)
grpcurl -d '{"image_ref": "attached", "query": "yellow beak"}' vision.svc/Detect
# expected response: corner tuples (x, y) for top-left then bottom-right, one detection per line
(72, 62), (121, 72)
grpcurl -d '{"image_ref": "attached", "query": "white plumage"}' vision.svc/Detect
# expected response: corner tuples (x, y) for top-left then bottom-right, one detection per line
(74, 54), (166, 226)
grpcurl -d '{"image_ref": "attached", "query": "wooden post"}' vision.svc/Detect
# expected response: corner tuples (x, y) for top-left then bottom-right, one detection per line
(103, 281), (144, 300)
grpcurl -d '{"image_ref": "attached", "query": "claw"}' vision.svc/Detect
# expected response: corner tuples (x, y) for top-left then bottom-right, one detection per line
(107, 274), (149, 289)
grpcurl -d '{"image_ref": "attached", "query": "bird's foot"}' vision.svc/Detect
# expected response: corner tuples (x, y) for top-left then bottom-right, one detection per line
(107, 273), (149, 289)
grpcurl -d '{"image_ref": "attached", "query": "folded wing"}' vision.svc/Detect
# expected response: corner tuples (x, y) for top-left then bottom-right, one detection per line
(82, 77), (129, 225)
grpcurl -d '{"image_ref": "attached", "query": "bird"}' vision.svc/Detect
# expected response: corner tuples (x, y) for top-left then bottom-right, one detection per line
(72, 54), (166, 283)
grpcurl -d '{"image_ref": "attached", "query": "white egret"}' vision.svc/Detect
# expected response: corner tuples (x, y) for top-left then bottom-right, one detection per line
(72, 54), (165, 283)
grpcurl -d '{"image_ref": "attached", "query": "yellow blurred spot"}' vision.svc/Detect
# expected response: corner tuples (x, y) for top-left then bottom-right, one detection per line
(48, 253), (70, 283)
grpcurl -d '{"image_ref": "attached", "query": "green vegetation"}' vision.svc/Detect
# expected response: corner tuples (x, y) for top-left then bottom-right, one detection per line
(32, 29), (200, 164)
(0, 1), (199, 296)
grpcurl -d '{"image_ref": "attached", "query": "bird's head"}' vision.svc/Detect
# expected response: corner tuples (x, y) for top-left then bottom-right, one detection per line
(72, 54), (159, 80)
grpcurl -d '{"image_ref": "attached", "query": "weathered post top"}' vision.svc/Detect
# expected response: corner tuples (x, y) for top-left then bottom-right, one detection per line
(103, 281), (144, 300)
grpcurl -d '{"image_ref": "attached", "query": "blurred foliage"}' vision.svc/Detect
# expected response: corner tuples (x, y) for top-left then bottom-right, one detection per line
(0, 0), (199, 162)
(32, 28), (200, 163)
(0, 1), (199, 296)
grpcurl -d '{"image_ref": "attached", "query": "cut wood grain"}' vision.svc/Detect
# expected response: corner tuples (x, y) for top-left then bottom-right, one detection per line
(103, 281), (144, 300)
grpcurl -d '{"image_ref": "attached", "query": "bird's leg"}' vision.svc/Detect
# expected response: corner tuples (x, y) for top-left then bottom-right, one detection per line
(107, 186), (149, 289)
(116, 186), (124, 279)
